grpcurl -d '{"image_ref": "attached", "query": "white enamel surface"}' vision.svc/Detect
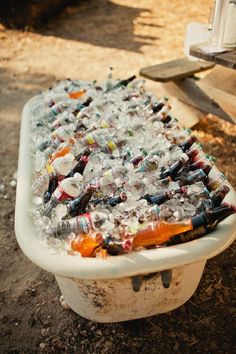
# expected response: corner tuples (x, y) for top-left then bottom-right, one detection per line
(55, 261), (206, 322)
(15, 100), (236, 280)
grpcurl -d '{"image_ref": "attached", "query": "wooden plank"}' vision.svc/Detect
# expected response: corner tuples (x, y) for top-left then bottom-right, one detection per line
(197, 82), (236, 123)
(174, 78), (234, 124)
(190, 45), (236, 70)
(152, 76), (236, 124)
(170, 98), (200, 128)
(200, 65), (236, 96)
(189, 45), (218, 62)
(215, 50), (236, 70)
(139, 58), (214, 82)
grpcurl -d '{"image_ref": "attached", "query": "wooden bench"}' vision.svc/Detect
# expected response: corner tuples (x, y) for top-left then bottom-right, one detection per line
(140, 57), (236, 125)
(190, 46), (236, 70)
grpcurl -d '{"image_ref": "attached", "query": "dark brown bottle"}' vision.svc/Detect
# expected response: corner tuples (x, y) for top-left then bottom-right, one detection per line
(160, 154), (189, 179)
(67, 148), (91, 177)
(112, 75), (136, 90)
(211, 185), (230, 208)
(93, 192), (127, 207)
(152, 97), (168, 113)
(65, 187), (95, 218)
(143, 191), (173, 205)
(43, 177), (58, 203)
(179, 135), (197, 152)
(165, 224), (217, 246)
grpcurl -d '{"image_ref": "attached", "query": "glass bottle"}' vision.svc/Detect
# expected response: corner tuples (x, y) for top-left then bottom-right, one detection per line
(46, 211), (109, 239)
(132, 204), (236, 248)
(65, 186), (95, 218)
(211, 185), (230, 207)
(152, 97), (168, 113)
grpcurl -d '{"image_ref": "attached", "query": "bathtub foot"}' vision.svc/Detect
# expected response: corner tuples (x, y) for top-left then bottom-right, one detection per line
(59, 295), (71, 310)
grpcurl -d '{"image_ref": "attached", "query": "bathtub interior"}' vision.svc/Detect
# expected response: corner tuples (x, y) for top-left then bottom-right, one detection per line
(15, 99), (236, 281)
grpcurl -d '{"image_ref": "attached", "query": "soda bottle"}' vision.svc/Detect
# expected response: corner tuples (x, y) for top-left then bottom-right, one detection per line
(143, 191), (174, 205)
(177, 169), (207, 186)
(93, 192), (127, 207)
(33, 153), (76, 196)
(67, 147), (91, 177)
(160, 153), (189, 179)
(132, 204), (236, 248)
(50, 144), (71, 162)
(151, 104), (171, 123)
(41, 173), (83, 217)
(50, 126), (76, 150)
(137, 155), (159, 173)
(109, 75), (136, 91)
(179, 135), (198, 152)
(73, 97), (93, 116)
(70, 234), (100, 257)
(43, 101), (72, 122)
(211, 185), (230, 207)
(186, 143), (203, 161)
(165, 224), (217, 246)
(46, 210), (109, 238)
(152, 97), (168, 113)
(102, 237), (132, 256)
(65, 186), (95, 218)
(206, 173), (226, 191)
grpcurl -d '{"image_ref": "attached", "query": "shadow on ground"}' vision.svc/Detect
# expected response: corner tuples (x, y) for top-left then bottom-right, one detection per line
(39, 0), (160, 52)
(0, 68), (56, 117)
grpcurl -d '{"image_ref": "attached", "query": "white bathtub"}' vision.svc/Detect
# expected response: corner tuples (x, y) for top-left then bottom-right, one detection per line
(15, 99), (236, 323)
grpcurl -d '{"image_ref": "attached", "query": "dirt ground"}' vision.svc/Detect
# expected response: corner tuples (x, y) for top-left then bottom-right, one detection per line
(0, 0), (236, 353)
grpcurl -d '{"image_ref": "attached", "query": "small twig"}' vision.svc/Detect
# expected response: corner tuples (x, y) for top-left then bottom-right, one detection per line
(189, 339), (199, 347)
(145, 317), (159, 330)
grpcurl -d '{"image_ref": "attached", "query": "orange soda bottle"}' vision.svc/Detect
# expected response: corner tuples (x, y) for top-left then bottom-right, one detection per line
(50, 145), (71, 162)
(68, 90), (86, 99)
(71, 234), (99, 257)
(132, 220), (194, 248)
(132, 204), (236, 249)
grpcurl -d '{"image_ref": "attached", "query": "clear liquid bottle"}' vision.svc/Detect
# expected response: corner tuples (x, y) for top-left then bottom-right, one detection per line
(46, 210), (109, 239)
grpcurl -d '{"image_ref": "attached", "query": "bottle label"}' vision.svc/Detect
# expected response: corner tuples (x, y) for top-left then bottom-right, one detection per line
(77, 213), (92, 233)
(100, 120), (110, 128)
(53, 136), (65, 148)
(168, 225), (207, 244)
(85, 134), (96, 146)
(106, 140), (117, 153)
(53, 183), (74, 202)
(46, 162), (56, 176)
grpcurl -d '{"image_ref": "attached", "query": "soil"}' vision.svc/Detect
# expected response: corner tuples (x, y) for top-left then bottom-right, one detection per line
(0, 1), (235, 353)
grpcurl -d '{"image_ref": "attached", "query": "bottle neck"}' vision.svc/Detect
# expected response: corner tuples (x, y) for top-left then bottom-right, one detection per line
(180, 136), (197, 152)
(205, 205), (236, 225)
(211, 185), (230, 207)
(191, 205), (236, 229)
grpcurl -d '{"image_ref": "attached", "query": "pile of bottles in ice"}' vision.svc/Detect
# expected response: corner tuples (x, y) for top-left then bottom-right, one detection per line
(30, 75), (235, 258)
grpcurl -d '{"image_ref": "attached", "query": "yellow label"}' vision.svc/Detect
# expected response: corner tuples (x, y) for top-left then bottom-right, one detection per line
(103, 169), (113, 178)
(46, 162), (55, 175)
(85, 134), (95, 145)
(106, 140), (117, 152)
(100, 120), (110, 128)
